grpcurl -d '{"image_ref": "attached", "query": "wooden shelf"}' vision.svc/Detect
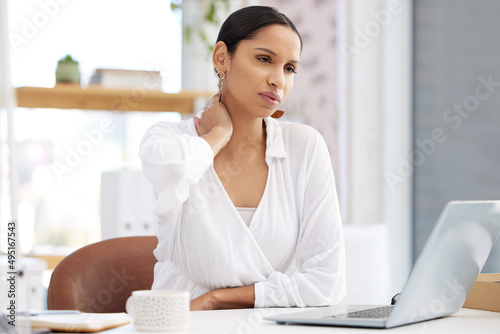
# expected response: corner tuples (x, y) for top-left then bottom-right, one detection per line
(16, 85), (213, 114)
(30, 254), (67, 270)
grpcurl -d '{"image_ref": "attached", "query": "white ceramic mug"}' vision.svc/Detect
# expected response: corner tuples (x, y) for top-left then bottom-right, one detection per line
(126, 290), (190, 332)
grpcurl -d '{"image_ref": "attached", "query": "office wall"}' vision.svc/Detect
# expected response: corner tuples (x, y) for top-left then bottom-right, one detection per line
(413, 0), (500, 271)
(260, 0), (339, 174)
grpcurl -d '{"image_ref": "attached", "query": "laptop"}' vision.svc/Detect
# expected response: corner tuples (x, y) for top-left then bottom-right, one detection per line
(265, 200), (500, 329)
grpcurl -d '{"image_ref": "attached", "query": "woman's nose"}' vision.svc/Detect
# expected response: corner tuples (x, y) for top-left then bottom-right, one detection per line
(268, 69), (285, 89)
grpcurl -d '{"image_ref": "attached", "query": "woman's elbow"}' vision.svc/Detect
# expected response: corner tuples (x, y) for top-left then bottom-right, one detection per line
(300, 272), (346, 307)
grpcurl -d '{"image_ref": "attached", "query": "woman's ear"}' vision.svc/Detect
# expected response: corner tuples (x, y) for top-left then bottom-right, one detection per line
(212, 41), (229, 71)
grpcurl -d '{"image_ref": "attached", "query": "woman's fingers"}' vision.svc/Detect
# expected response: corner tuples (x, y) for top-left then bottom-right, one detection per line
(199, 97), (232, 135)
(194, 97), (232, 156)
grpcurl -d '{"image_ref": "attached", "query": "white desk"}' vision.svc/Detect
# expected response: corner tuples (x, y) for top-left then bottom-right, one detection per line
(105, 307), (500, 333)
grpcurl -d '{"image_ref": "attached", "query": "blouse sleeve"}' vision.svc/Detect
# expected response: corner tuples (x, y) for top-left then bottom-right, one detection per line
(138, 120), (214, 216)
(254, 129), (346, 307)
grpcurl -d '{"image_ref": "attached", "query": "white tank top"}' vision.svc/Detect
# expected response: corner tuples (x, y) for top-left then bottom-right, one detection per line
(236, 207), (257, 227)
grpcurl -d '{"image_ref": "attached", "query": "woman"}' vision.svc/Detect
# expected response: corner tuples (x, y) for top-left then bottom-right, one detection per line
(139, 6), (346, 310)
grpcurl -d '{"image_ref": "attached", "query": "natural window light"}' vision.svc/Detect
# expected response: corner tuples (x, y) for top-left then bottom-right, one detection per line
(4, 0), (183, 255)
(8, 0), (182, 91)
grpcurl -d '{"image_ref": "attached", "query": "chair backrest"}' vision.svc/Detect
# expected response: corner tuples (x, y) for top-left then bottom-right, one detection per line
(47, 236), (158, 313)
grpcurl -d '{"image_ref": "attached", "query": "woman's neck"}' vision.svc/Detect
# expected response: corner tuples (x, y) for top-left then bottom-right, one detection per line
(222, 104), (266, 156)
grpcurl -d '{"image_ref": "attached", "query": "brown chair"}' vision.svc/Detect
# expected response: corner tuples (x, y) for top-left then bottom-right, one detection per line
(47, 236), (158, 313)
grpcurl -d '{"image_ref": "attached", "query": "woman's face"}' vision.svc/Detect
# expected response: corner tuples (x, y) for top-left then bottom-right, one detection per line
(222, 24), (301, 118)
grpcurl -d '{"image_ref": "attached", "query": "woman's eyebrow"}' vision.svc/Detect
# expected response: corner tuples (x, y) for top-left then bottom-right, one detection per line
(253, 47), (300, 64)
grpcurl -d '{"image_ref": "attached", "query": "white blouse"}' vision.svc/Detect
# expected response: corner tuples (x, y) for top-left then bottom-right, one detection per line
(139, 116), (346, 307)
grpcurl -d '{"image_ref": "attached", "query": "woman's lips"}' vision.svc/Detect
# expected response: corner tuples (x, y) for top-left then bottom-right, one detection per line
(259, 92), (280, 106)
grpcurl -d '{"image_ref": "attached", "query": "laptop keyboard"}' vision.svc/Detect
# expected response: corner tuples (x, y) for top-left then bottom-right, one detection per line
(346, 305), (393, 318)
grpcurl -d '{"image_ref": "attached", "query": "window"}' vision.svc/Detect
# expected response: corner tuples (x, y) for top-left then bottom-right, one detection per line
(8, 0), (181, 91)
(4, 0), (183, 255)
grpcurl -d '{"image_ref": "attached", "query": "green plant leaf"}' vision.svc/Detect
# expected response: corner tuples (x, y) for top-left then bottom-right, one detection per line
(205, 2), (216, 23)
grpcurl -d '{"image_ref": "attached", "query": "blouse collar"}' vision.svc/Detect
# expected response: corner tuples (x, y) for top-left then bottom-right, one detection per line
(263, 117), (287, 160)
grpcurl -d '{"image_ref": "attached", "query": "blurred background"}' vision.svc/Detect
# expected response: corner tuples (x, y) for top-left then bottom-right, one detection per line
(1, 0), (500, 309)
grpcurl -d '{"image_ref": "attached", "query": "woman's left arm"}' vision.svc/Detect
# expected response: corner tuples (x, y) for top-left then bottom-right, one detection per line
(190, 286), (255, 311)
(252, 128), (346, 308)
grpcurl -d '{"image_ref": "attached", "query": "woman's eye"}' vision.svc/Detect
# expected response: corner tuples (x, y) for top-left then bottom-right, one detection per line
(285, 66), (297, 74)
(258, 56), (271, 63)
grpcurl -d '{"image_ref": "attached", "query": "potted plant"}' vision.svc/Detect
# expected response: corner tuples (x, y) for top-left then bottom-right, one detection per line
(55, 54), (80, 85)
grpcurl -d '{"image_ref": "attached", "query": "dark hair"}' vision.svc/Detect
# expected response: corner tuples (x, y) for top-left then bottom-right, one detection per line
(216, 6), (302, 56)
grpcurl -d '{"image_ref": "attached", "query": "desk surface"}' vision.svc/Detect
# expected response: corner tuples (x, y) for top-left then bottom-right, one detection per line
(103, 307), (500, 334)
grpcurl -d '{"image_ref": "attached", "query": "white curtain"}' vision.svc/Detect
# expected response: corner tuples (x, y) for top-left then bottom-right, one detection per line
(0, 0), (19, 223)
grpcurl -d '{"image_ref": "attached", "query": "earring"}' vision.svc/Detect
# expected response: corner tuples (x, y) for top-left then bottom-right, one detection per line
(217, 70), (225, 102)
(271, 110), (285, 119)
